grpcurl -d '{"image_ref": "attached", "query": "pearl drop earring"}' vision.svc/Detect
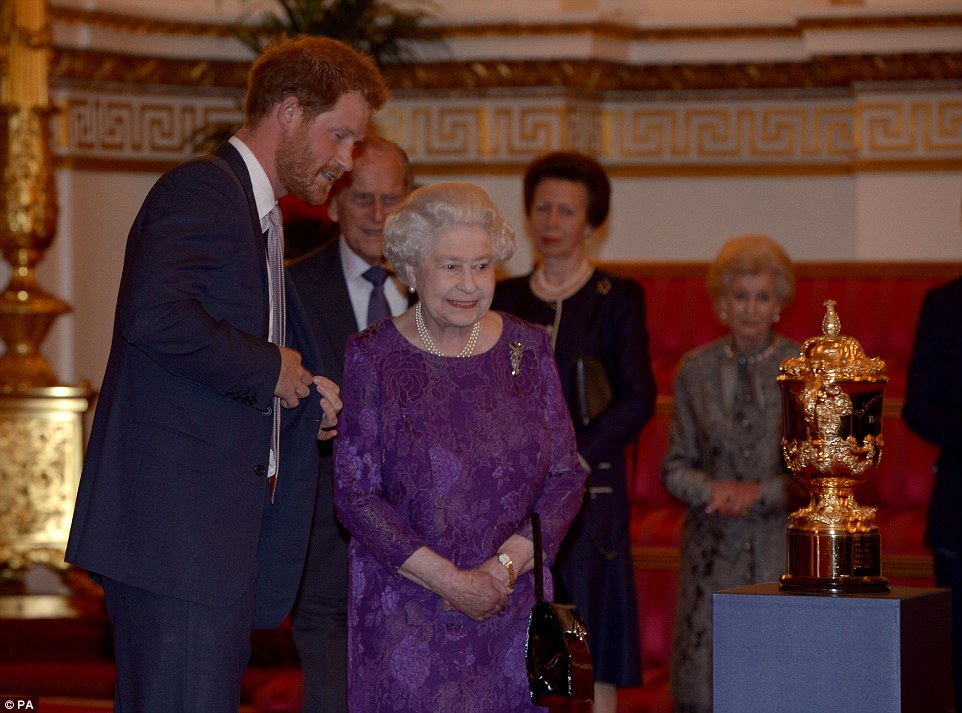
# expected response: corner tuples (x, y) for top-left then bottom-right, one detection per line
(408, 285), (416, 294)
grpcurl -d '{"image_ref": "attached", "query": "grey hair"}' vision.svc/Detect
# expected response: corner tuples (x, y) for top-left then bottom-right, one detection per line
(706, 234), (796, 306)
(383, 182), (516, 284)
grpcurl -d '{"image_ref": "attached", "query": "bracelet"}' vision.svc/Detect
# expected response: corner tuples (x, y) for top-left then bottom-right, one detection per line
(497, 552), (516, 589)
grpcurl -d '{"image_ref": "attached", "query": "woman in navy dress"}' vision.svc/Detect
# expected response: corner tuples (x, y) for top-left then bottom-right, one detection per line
(493, 152), (657, 712)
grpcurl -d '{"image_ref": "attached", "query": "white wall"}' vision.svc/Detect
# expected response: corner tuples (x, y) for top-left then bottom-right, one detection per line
(45, 170), (156, 391)
(854, 173), (962, 260)
(401, 170), (962, 277)
(601, 175), (860, 262)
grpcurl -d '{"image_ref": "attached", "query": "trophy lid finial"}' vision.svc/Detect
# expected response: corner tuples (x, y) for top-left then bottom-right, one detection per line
(822, 300), (840, 337)
(779, 300), (887, 383)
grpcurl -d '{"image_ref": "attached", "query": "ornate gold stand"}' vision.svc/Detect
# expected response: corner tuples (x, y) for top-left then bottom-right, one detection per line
(0, 386), (92, 575)
(0, 0), (94, 586)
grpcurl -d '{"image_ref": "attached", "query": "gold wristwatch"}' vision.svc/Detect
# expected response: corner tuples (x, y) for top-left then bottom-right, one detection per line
(497, 552), (516, 589)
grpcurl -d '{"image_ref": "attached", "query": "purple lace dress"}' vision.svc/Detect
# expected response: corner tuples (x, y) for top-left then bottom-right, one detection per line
(334, 313), (586, 713)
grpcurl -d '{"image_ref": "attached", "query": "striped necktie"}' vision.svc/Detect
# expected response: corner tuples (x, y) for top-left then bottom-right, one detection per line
(266, 205), (285, 504)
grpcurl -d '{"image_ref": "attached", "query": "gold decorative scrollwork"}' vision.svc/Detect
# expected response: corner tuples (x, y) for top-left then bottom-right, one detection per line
(778, 300), (888, 538)
(0, 416), (71, 540)
(807, 380), (850, 437)
(782, 433), (881, 478)
(3, 107), (57, 245)
(789, 485), (878, 530)
(0, 387), (93, 573)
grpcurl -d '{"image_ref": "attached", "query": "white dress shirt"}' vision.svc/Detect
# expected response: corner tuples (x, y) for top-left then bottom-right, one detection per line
(229, 136), (281, 478)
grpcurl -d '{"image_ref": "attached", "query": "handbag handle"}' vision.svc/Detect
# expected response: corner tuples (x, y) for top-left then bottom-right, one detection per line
(532, 512), (545, 603)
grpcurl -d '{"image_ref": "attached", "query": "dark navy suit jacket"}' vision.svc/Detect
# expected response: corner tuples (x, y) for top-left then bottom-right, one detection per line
(66, 142), (323, 628)
(904, 275), (962, 553)
(288, 242), (359, 382)
(289, 242), (417, 379)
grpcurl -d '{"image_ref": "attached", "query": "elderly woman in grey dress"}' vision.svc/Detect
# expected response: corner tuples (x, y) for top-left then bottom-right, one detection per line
(661, 234), (805, 713)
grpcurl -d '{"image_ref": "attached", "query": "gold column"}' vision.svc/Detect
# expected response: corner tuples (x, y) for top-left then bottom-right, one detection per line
(0, 0), (93, 582)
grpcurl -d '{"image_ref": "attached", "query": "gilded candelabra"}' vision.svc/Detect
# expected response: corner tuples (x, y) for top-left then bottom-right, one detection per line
(0, 0), (93, 581)
(0, 102), (68, 388)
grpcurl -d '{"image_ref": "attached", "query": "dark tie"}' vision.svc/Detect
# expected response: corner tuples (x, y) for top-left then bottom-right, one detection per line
(362, 266), (391, 327)
(266, 205), (286, 504)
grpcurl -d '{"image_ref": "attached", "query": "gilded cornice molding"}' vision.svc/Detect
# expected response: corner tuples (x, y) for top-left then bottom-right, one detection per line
(432, 20), (798, 42)
(49, 47), (962, 93)
(440, 14), (962, 41)
(47, 5), (962, 41)
(49, 5), (239, 37)
(382, 55), (962, 92)
(793, 13), (962, 32)
(50, 48), (249, 89)
(47, 5), (962, 92)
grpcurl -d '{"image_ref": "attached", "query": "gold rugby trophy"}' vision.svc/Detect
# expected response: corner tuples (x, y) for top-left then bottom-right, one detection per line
(777, 300), (890, 594)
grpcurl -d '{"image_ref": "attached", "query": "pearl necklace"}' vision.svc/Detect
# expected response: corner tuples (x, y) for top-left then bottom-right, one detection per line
(530, 260), (593, 303)
(724, 336), (777, 367)
(415, 302), (480, 358)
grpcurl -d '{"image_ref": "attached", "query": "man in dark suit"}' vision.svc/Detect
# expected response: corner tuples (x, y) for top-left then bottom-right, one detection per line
(904, 266), (962, 713)
(65, 36), (387, 713)
(288, 136), (413, 713)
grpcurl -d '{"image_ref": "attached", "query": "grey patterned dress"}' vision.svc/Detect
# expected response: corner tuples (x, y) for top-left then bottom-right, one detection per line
(661, 334), (804, 713)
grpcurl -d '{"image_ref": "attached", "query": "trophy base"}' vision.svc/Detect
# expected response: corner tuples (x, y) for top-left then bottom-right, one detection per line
(779, 526), (890, 595)
(778, 573), (890, 595)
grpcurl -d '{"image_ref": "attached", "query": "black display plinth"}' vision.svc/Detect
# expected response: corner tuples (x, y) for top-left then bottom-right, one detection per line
(713, 582), (952, 713)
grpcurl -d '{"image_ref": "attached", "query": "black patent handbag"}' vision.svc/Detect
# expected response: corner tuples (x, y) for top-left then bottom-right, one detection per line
(571, 353), (613, 428)
(525, 513), (594, 703)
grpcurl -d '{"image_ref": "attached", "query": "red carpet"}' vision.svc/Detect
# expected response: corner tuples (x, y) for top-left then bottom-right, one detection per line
(10, 699), (257, 713)
(16, 700), (113, 713)
(1, 593), (671, 713)
(0, 592), (293, 713)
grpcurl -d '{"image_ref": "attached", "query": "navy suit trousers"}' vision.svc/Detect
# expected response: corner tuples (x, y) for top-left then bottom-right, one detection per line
(103, 573), (257, 713)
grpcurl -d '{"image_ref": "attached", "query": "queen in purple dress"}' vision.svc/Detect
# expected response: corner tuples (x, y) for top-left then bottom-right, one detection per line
(333, 182), (587, 712)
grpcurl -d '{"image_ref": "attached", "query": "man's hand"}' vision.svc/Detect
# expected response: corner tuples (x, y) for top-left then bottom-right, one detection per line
(274, 346), (313, 408)
(313, 376), (342, 441)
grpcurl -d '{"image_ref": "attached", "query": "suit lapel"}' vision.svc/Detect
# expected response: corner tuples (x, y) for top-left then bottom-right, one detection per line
(214, 142), (262, 238)
(213, 142), (270, 332)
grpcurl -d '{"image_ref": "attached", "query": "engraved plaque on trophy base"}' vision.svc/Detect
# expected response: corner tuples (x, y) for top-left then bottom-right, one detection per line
(780, 526), (889, 594)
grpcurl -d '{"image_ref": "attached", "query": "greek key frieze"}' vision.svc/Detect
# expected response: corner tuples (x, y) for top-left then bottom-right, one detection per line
(53, 93), (243, 161)
(859, 99), (962, 157)
(52, 91), (961, 170)
(610, 103), (857, 163)
(493, 107), (562, 156)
